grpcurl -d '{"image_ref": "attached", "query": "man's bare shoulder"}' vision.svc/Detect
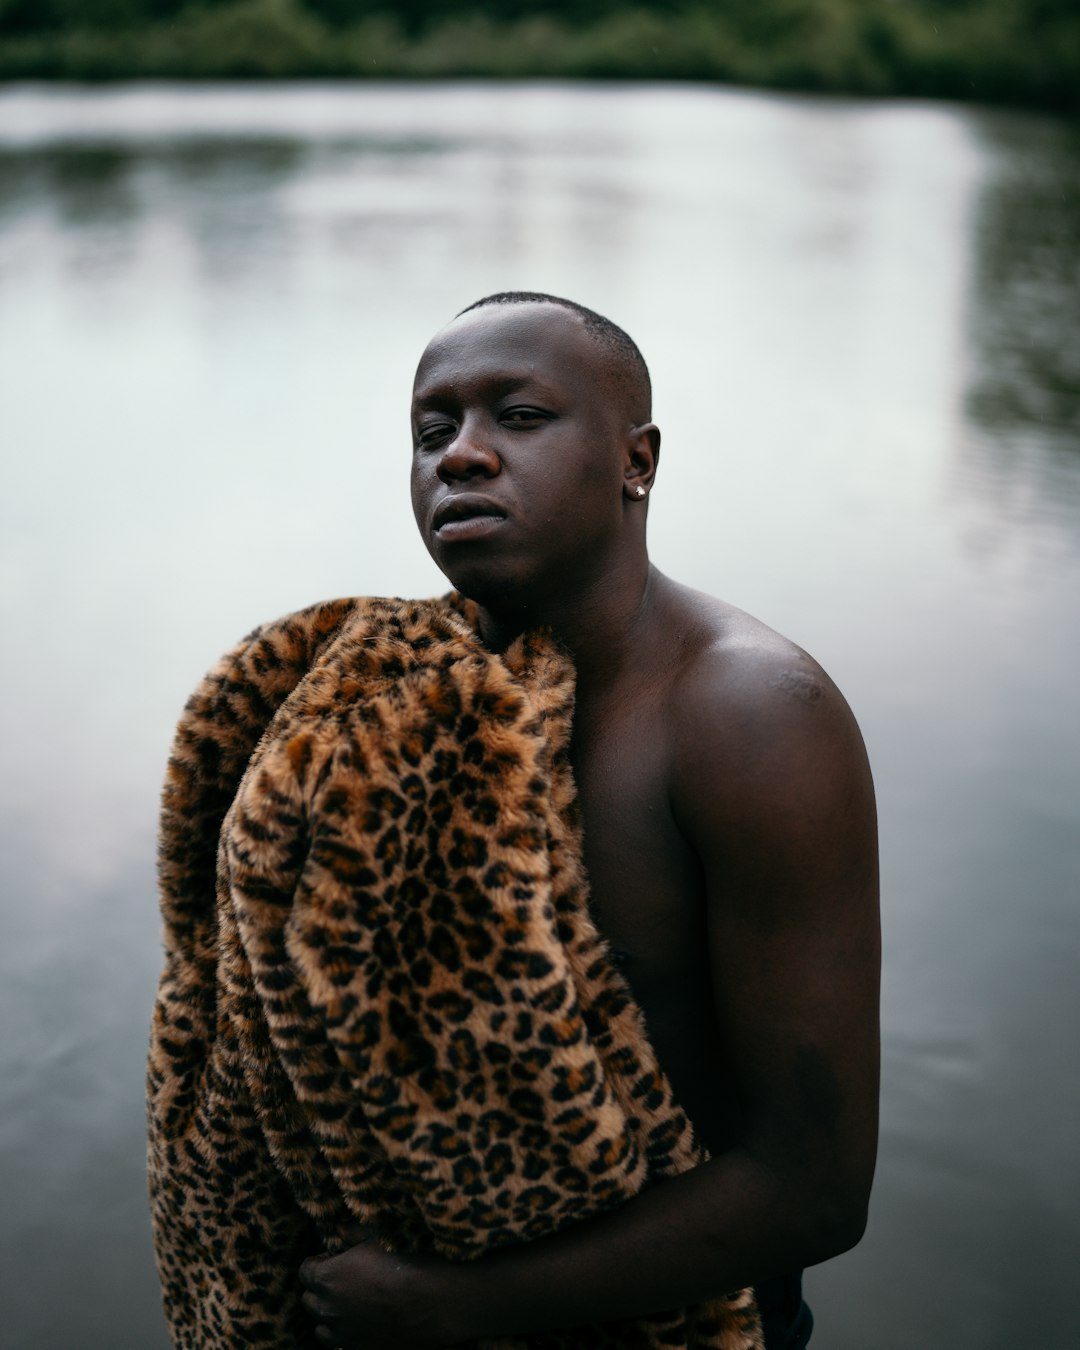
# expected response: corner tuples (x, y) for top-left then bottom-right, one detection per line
(657, 577), (871, 810)
(657, 577), (877, 950)
(660, 579), (845, 722)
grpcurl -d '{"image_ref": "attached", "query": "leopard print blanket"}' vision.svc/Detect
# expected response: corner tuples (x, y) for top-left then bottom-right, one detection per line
(147, 594), (763, 1350)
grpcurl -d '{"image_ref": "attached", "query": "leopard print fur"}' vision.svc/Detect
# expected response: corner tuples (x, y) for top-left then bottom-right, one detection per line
(147, 594), (763, 1350)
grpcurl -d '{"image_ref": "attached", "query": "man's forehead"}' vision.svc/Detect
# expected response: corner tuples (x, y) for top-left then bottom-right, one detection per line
(413, 303), (597, 391)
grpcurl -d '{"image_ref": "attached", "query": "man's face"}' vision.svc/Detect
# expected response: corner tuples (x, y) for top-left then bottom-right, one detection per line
(410, 304), (631, 609)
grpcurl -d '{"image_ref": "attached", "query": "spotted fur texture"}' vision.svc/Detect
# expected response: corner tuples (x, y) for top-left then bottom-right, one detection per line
(147, 595), (763, 1350)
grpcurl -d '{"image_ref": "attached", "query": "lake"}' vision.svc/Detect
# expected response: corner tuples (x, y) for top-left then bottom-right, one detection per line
(1, 82), (1077, 1349)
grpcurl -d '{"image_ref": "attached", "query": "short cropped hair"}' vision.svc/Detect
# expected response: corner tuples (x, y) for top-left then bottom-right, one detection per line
(457, 291), (652, 423)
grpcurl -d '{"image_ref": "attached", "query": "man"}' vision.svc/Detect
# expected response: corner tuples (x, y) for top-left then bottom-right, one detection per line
(297, 293), (880, 1348)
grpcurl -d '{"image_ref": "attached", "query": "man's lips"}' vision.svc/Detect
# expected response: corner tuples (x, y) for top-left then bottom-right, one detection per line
(432, 494), (508, 538)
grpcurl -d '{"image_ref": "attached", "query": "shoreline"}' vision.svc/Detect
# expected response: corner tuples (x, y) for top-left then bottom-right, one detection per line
(1, 5), (1077, 115)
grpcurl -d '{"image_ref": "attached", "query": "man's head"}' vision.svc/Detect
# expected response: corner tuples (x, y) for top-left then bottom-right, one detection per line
(410, 294), (659, 613)
(457, 292), (652, 425)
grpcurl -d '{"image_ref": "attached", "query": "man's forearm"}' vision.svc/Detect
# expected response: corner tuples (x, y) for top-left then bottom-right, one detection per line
(438, 1148), (860, 1342)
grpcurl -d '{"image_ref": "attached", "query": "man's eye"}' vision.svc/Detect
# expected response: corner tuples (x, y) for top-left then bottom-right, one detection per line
(417, 423), (454, 448)
(501, 407), (550, 427)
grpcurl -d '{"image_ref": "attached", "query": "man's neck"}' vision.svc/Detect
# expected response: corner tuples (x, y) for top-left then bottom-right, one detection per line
(474, 558), (663, 696)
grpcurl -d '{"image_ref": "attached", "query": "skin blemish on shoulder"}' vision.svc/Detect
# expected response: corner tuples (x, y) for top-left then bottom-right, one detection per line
(770, 669), (827, 703)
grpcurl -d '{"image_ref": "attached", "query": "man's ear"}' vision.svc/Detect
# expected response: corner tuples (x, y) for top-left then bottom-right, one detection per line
(623, 423), (661, 500)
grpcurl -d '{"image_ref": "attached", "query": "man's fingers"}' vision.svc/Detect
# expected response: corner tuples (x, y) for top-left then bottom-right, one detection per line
(299, 1225), (378, 1291)
(298, 1255), (324, 1289)
(301, 1289), (332, 1320)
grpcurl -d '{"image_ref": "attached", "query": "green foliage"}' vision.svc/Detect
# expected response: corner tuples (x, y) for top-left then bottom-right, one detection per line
(166, 0), (329, 77)
(0, 0), (1077, 111)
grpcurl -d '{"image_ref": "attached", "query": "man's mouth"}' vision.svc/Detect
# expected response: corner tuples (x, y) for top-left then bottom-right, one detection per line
(432, 494), (507, 540)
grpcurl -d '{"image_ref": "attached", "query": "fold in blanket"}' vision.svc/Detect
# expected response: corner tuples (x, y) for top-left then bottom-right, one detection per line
(147, 594), (763, 1350)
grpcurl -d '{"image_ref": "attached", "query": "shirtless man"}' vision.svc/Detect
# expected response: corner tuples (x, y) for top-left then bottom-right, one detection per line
(299, 292), (880, 1348)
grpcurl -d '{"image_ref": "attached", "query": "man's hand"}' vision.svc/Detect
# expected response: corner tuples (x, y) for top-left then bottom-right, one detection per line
(299, 1229), (460, 1350)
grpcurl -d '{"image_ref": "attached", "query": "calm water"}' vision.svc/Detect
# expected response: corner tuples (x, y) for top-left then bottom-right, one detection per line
(1, 83), (1078, 1349)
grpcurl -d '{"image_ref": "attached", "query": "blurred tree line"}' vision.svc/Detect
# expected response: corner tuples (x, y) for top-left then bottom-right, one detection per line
(0, 0), (1076, 110)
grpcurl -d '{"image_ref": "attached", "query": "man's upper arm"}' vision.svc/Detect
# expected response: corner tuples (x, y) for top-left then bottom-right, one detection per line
(670, 639), (880, 1244)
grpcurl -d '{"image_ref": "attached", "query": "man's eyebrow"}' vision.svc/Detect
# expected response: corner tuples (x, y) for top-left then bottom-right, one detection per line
(412, 372), (561, 409)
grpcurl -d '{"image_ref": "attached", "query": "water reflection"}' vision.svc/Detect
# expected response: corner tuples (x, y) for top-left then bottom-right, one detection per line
(960, 113), (1080, 542)
(1, 85), (1078, 1350)
(0, 134), (461, 284)
(0, 124), (642, 305)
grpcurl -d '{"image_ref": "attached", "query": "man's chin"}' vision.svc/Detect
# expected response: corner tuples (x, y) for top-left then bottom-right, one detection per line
(436, 559), (539, 616)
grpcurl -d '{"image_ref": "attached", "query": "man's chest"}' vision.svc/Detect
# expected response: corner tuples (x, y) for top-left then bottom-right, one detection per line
(569, 702), (737, 1145)
(569, 706), (708, 1004)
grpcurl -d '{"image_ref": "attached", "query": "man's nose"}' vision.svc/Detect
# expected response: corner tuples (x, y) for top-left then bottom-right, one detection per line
(436, 422), (501, 483)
